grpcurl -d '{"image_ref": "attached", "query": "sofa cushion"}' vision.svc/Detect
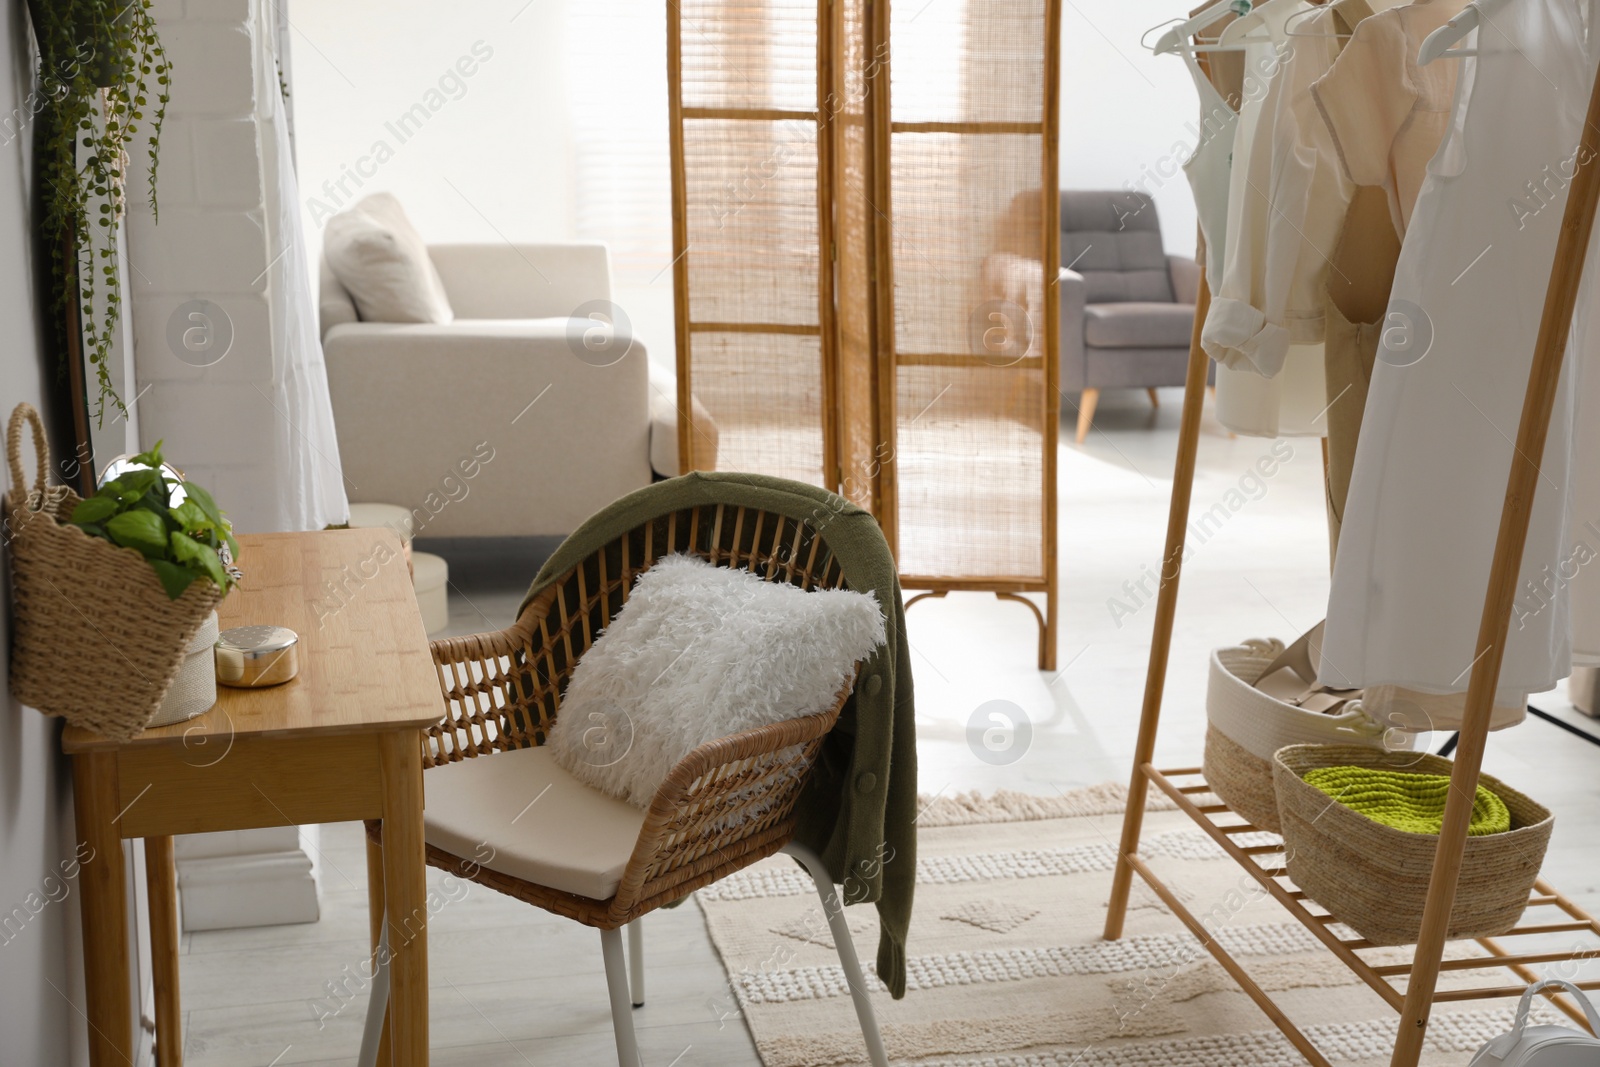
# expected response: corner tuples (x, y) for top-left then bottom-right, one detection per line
(324, 193), (454, 324)
(1084, 302), (1195, 349)
(424, 746), (645, 901)
(1084, 346), (1194, 391)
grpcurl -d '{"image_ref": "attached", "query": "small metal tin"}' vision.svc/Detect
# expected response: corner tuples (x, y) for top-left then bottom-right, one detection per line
(215, 625), (300, 688)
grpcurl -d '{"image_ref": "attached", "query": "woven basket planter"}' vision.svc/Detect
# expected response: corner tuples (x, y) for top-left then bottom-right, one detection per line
(1204, 639), (1399, 832)
(1273, 744), (1553, 945)
(4, 404), (223, 741)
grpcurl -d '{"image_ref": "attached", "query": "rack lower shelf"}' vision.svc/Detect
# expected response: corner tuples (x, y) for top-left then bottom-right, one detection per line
(1123, 763), (1600, 1067)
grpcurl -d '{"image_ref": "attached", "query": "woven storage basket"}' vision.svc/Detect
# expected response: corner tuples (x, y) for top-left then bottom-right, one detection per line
(1204, 639), (1400, 832)
(4, 404), (224, 741)
(1274, 744), (1552, 945)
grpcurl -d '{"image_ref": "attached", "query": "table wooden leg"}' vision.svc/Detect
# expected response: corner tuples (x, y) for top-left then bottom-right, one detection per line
(73, 751), (133, 1067)
(144, 836), (182, 1067)
(365, 830), (393, 1067)
(379, 732), (427, 1065)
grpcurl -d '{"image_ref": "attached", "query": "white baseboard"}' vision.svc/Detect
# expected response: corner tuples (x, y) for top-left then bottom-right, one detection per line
(175, 826), (322, 932)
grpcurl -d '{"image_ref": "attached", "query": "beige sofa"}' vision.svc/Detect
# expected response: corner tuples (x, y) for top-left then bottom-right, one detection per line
(320, 242), (711, 539)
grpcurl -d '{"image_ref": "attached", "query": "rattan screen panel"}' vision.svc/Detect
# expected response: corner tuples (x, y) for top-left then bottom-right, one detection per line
(829, 0), (885, 511)
(888, 8), (1057, 589)
(670, 1), (829, 481)
(669, 0), (1060, 661)
(682, 119), (821, 326)
(678, 0), (817, 112)
(891, 0), (1048, 125)
(687, 330), (826, 484)
(895, 364), (1047, 579)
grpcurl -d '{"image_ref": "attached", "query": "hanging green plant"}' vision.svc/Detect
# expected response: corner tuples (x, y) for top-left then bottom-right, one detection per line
(28, 0), (171, 426)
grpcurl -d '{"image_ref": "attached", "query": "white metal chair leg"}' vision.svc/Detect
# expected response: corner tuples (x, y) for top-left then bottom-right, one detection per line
(601, 926), (644, 1067)
(627, 920), (645, 1007)
(782, 842), (889, 1067)
(357, 915), (390, 1067)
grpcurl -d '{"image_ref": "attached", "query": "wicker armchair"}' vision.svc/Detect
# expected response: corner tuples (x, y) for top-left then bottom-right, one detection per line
(359, 502), (889, 1067)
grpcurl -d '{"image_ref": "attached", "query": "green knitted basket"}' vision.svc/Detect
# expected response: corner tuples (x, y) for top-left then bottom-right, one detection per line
(1301, 766), (1511, 836)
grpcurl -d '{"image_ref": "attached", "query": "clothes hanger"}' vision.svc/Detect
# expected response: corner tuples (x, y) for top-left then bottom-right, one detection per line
(1144, 0), (1254, 55)
(1418, 0), (1513, 64)
(1218, 0), (1310, 45)
(1282, 4), (1343, 37)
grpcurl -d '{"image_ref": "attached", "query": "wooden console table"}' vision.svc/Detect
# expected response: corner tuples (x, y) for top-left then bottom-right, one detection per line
(63, 528), (444, 1066)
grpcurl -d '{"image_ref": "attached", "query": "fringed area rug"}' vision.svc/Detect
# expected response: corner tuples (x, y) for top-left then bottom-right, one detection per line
(695, 784), (1563, 1067)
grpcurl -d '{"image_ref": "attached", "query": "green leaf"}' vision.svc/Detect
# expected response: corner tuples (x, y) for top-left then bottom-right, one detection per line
(148, 559), (195, 600)
(170, 531), (227, 591)
(70, 495), (120, 524)
(105, 508), (167, 557)
(130, 440), (164, 468)
(170, 499), (210, 532)
(102, 467), (160, 502)
(182, 481), (225, 529)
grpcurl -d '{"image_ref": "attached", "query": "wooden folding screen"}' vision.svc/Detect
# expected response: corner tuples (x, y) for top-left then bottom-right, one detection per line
(669, 0), (1061, 668)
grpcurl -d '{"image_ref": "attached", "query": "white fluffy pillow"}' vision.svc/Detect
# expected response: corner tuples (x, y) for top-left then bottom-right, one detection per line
(323, 193), (454, 324)
(547, 553), (886, 808)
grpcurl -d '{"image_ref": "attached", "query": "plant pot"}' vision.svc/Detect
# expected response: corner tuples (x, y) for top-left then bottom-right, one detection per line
(146, 610), (219, 728)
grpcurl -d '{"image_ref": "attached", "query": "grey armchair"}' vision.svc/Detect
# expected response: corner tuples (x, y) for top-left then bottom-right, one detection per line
(1060, 191), (1200, 443)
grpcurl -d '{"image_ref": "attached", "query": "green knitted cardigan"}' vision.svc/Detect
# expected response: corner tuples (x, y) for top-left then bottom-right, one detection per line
(518, 472), (917, 998)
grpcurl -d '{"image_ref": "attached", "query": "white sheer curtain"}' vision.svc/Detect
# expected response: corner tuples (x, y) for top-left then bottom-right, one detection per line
(263, 19), (348, 530)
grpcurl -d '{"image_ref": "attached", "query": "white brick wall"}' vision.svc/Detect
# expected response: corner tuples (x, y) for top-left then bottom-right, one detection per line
(129, 0), (343, 536)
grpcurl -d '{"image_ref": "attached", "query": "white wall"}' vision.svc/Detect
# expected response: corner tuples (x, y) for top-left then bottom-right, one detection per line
(1060, 1), (1205, 257)
(290, 0), (576, 272)
(0, 4), (88, 1063)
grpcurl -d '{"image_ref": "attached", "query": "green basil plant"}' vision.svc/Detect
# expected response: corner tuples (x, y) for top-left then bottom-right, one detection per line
(69, 442), (242, 600)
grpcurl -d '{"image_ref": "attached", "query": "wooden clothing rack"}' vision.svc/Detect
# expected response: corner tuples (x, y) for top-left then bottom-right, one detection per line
(1103, 55), (1600, 1067)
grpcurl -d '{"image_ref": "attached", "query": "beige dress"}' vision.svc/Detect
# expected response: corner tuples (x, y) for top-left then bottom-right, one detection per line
(1312, 0), (1471, 238)
(1312, 0), (1468, 553)
(1322, 186), (1401, 554)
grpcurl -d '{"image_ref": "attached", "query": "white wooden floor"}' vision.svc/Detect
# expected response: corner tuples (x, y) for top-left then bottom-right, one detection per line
(177, 388), (1600, 1065)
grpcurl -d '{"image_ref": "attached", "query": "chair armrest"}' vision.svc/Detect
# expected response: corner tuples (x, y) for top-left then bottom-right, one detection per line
(425, 617), (545, 766)
(607, 680), (853, 923)
(426, 242), (613, 320)
(1058, 268), (1088, 392)
(1168, 254), (1201, 306)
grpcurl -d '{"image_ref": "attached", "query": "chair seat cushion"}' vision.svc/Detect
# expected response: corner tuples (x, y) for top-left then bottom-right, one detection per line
(424, 746), (646, 901)
(1083, 302), (1194, 349)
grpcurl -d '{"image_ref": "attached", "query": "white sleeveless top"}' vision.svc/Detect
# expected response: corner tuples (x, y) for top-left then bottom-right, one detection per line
(1181, 49), (1237, 285)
